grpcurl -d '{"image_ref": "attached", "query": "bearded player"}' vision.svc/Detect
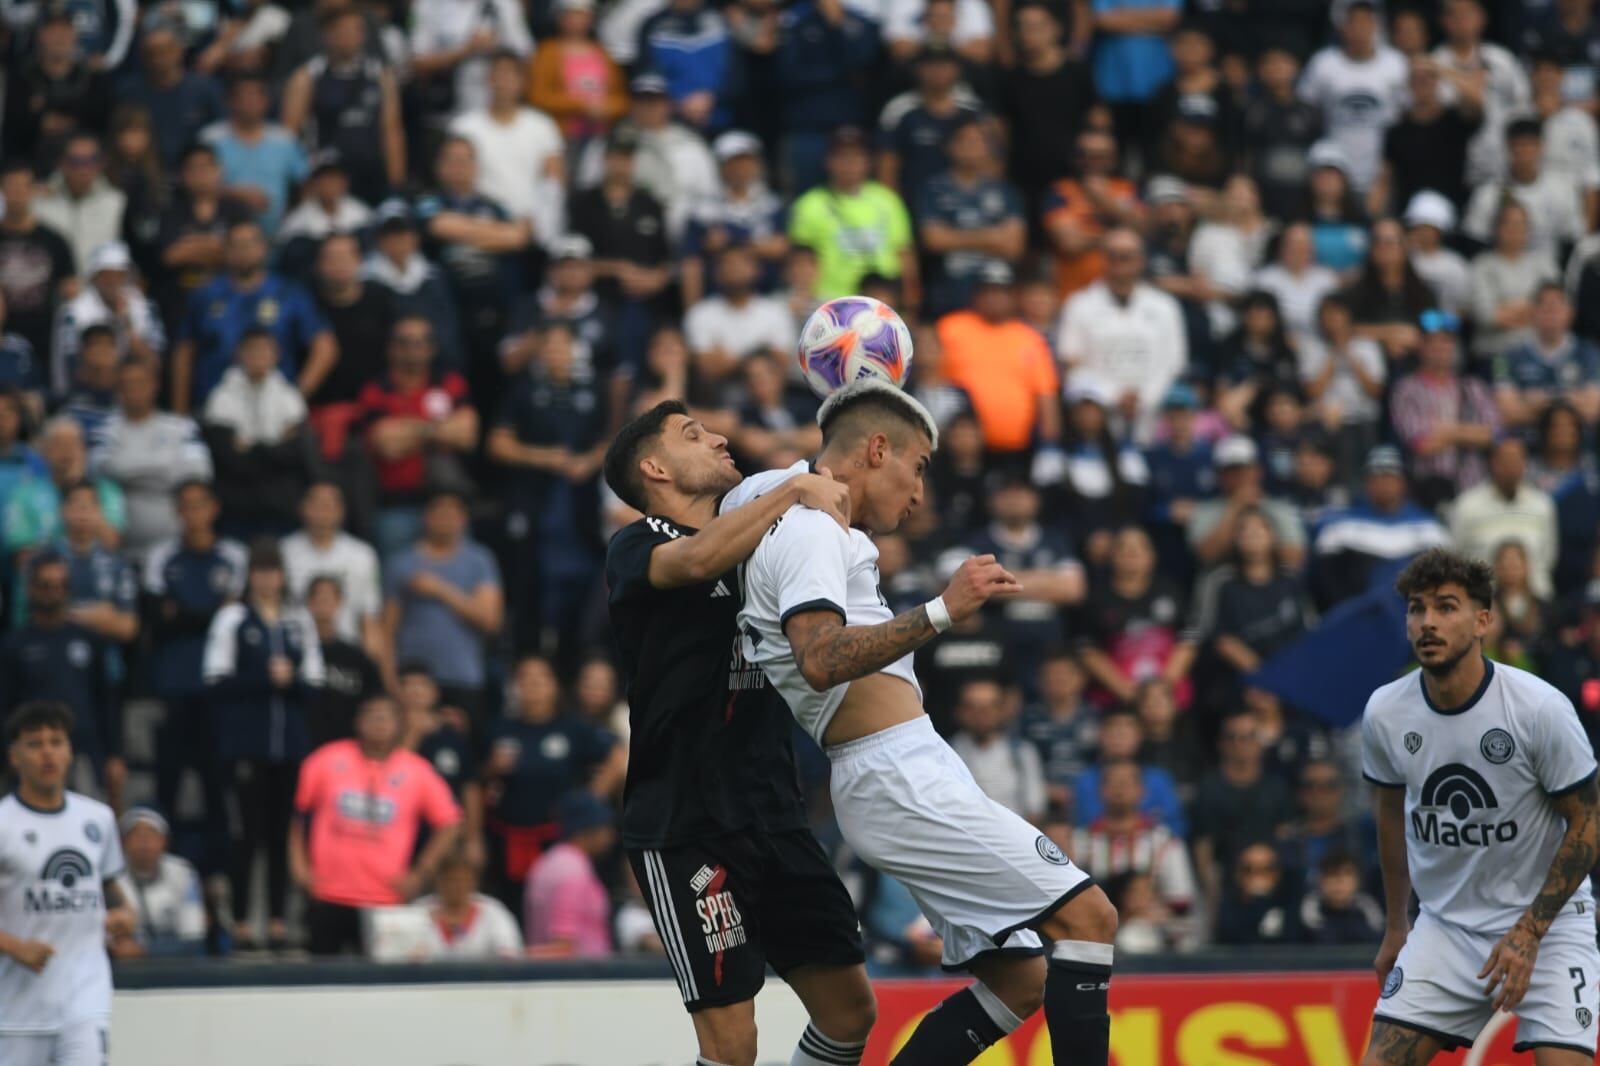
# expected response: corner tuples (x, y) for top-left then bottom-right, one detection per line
(602, 400), (877, 1066)
(1360, 547), (1600, 1066)
(727, 380), (1119, 1066)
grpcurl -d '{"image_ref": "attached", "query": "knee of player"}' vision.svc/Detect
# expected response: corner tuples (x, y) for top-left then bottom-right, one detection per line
(1041, 886), (1119, 945)
(985, 955), (1048, 1019)
(817, 990), (878, 1043)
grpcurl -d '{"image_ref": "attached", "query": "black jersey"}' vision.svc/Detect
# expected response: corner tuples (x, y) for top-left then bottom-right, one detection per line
(606, 515), (806, 849)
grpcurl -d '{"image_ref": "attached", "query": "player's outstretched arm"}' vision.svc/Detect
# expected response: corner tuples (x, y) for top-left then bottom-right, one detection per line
(1372, 784), (1412, 989)
(785, 555), (1021, 691)
(1480, 775), (1600, 1012)
(648, 473), (850, 589)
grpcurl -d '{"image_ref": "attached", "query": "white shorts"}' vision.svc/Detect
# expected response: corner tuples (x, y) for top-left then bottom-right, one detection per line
(1376, 909), (1600, 1054)
(0, 1022), (109, 1066)
(827, 716), (1094, 969)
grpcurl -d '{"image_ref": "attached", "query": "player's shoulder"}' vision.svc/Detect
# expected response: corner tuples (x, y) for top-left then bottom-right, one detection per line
(606, 515), (686, 555)
(1364, 671), (1424, 723)
(719, 460), (810, 514)
(1491, 660), (1573, 718)
(65, 790), (116, 830)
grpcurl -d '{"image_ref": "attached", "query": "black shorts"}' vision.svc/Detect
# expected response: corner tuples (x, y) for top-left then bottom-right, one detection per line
(628, 828), (865, 1012)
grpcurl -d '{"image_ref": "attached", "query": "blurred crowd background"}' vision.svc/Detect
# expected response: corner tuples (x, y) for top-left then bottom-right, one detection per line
(3, 0), (1600, 969)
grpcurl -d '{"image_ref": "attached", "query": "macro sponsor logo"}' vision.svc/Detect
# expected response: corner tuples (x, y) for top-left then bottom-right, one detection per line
(1411, 764), (1518, 847)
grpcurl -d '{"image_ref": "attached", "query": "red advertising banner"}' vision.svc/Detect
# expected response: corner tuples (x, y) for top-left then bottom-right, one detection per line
(863, 972), (1547, 1066)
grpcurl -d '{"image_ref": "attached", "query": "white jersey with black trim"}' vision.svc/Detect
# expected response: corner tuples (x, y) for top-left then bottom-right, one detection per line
(722, 461), (923, 746)
(1362, 659), (1598, 936)
(0, 791), (124, 1033)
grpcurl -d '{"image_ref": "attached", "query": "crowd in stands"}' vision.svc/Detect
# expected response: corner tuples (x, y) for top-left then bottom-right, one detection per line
(4, 0), (1600, 966)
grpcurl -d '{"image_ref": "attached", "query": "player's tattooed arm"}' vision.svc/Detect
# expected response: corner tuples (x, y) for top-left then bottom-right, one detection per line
(785, 607), (938, 691)
(1524, 774), (1600, 938)
(1365, 1022), (1444, 1066)
(102, 878), (137, 940)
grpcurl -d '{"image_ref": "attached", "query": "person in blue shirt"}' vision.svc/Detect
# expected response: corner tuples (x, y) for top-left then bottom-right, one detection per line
(637, 0), (736, 131)
(172, 219), (335, 412)
(682, 132), (788, 303)
(917, 116), (1025, 317)
(879, 45), (983, 220)
(0, 388), (46, 526)
(1143, 383), (1215, 584)
(116, 14), (224, 171)
(54, 481), (140, 646)
(146, 480), (247, 873)
(775, 0), (880, 192)
(1308, 445), (1450, 610)
(1091, 0), (1180, 148)
(0, 294), (46, 402)
(200, 73), (310, 238)
(1074, 707), (1188, 835)
(1494, 282), (1600, 431)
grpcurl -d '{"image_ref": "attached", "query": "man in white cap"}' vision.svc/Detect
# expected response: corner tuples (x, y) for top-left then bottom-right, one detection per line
(681, 131), (787, 306)
(591, 73), (718, 243)
(1297, 0), (1407, 192)
(111, 808), (206, 958)
(1403, 191), (1471, 317)
(1187, 434), (1307, 571)
(50, 242), (164, 396)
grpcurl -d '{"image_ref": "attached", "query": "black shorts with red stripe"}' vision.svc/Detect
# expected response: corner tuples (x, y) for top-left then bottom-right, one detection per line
(628, 828), (865, 1012)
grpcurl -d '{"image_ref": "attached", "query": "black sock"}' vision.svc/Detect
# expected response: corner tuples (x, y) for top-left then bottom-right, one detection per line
(1044, 941), (1113, 1066)
(889, 983), (1021, 1066)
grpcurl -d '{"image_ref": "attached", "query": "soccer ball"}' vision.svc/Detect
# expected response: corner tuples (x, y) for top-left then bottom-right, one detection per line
(796, 295), (914, 399)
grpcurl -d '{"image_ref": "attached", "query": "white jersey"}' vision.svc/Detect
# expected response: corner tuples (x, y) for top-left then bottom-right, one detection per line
(0, 792), (123, 1033)
(723, 461), (923, 746)
(1297, 45), (1409, 190)
(1362, 660), (1597, 936)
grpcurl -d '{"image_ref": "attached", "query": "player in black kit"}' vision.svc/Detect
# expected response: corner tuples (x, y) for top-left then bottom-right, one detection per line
(603, 401), (877, 1066)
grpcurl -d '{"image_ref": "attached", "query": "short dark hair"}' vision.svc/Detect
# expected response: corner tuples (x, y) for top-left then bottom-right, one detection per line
(180, 142), (219, 167)
(603, 399), (688, 512)
(1536, 280), (1568, 302)
(1394, 547), (1495, 608)
(1318, 850), (1360, 878)
(1506, 116), (1543, 143)
(818, 386), (936, 453)
(247, 537), (283, 572)
(79, 323), (116, 347)
(397, 659), (434, 681)
(4, 702), (74, 747)
(61, 479), (98, 505)
(306, 574), (343, 599)
(173, 477), (215, 503)
(237, 326), (277, 351)
(0, 158), (35, 182)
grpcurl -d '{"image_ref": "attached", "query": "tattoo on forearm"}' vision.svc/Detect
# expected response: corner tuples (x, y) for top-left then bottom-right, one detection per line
(792, 607), (937, 689)
(1370, 1022), (1438, 1066)
(1527, 778), (1600, 936)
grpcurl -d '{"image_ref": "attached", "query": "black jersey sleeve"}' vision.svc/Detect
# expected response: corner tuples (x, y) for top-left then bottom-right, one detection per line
(606, 518), (683, 604)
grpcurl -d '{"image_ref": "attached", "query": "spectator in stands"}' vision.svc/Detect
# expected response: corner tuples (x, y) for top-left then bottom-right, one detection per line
(417, 851), (523, 960)
(156, 145), (251, 326)
(1470, 199), (1560, 364)
(310, 233), (395, 408)
(1089, 0), (1178, 153)
(202, 330), (312, 537)
(92, 358), (212, 565)
(1309, 445), (1449, 610)
(33, 133), (126, 282)
(1300, 851), (1384, 945)
(1192, 708), (1294, 917)
(1277, 760), (1376, 888)
(204, 539), (323, 951)
(1296, 0), (1407, 194)
(117, 13), (224, 172)
(1254, 224), (1337, 348)
(0, 390), (45, 519)
(1070, 760), (1197, 945)
(1389, 311), (1498, 508)
(1372, 54), (1482, 217)
(448, 51), (564, 241)
(5, 415), (124, 556)
(935, 263), (1059, 466)
(0, 6), (110, 167)
(0, 552), (123, 804)
(112, 808), (206, 958)
(1528, 52), (1600, 227)
(304, 576), (382, 749)
(639, 0), (734, 130)
(948, 677), (1045, 822)
(1215, 841), (1304, 945)
(50, 482), (139, 650)
(1432, 0), (1526, 190)
(400, 663), (483, 867)
(1020, 651), (1098, 814)
(524, 789), (619, 958)
(684, 246), (796, 397)
(1057, 227), (1187, 433)
(279, 4), (405, 207)
(55, 327), (121, 444)
(1494, 283), (1600, 429)
(878, 45), (982, 210)
(1530, 403), (1600, 590)
(1300, 142), (1370, 275)
(731, 352), (822, 469)
(173, 219), (335, 413)
(1464, 118), (1586, 260)
(527, 0), (628, 142)
(1404, 193), (1471, 318)
(997, 3), (1093, 216)
(1042, 130), (1143, 304)
(680, 131), (787, 308)
(0, 293), (47, 408)
(200, 73), (307, 238)
(408, 0), (533, 120)
(275, 153), (374, 282)
(1450, 435), (1560, 601)
(1239, 46), (1321, 222)
(1077, 525), (1198, 711)
(789, 128), (916, 302)
(1344, 219), (1435, 363)
(1187, 435), (1305, 573)
(1296, 293), (1386, 480)
(1073, 705), (1186, 836)
(0, 158), (77, 362)
(382, 490), (503, 731)
(291, 695), (462, 955)
(361, 201), (461, 369)
(604, 74), (719, 247)
(53, 243), (164, 395)
(918, 117), (1025, 317)
(772, 0), (880, 193)
(282, 481), (384, 662)
(146, 480), (244, 866)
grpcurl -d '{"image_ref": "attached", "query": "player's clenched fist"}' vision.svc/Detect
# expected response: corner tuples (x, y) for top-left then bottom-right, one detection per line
(10, 940), (53, 973)
(792, 468), (851, 529)
(942, 554), (1023, 622)
(1373, 928), (1405, 988)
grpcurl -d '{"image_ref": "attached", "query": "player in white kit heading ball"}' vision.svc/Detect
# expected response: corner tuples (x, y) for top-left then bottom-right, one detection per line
(726, 380), (1119, 1066)
(0, 703), (136, 1066)
(1360, 548), (1600, 1066)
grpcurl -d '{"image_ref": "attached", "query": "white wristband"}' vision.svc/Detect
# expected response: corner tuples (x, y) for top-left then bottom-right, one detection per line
(924, 595), (952, 633)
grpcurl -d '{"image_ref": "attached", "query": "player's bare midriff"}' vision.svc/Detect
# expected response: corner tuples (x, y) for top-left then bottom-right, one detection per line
(825, 673), (924, 747)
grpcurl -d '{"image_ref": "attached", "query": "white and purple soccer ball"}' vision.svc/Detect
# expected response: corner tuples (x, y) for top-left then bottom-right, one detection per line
(796, 295), (914, 399)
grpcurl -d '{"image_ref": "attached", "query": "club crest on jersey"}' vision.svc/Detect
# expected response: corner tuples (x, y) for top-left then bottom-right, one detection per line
(1480, 728), (1515, 765)
(1404, 732), (1423, 754)
(1579, 1007), (1593, 1029)
(1381, 967), (1403, 999)
(84, 822), (101, 843)
(1035, 835), (1069, 866)
(23, 831), (36, 845)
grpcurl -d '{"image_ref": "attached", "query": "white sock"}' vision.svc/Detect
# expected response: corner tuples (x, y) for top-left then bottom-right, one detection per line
(792, 1021), (867, 1066)
(698, 1058), (736, 1066)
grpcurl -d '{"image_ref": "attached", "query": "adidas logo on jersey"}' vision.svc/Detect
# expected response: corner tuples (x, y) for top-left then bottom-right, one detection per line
(709, 581), (731, 598)
(1411, 764), (1519, 847)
